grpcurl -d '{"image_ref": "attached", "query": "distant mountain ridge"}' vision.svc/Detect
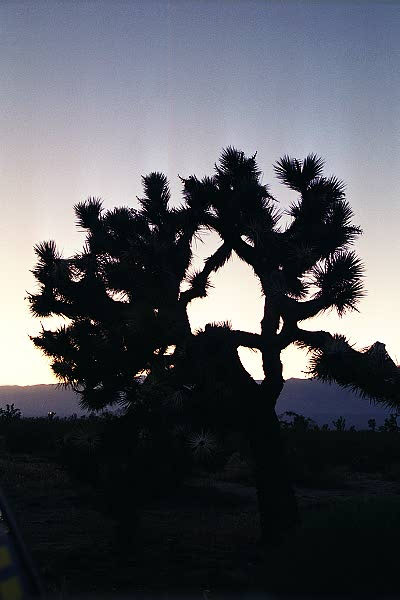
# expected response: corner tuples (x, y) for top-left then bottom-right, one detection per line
(273, 378), (392, 428)
(0, 379), (393, 428)
(0, 384), (84, 417)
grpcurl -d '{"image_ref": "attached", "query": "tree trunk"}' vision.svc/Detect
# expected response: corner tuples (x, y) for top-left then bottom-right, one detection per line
(244, 385), (299, 547)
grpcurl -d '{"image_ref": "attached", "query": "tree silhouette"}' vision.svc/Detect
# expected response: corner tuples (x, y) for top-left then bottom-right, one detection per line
(29, 148), (400, 546)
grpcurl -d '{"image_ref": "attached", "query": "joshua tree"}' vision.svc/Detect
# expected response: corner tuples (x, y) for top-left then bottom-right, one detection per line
(0, 403), (22, 421)
(29, 148), (400, 546)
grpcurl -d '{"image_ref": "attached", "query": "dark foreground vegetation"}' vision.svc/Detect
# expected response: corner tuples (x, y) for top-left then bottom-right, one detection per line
(2, 409), (400, 596)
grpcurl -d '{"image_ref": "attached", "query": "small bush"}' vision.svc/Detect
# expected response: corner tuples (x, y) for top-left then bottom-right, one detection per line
(0, 404), (21, 422)
(221, 451), (253, 484)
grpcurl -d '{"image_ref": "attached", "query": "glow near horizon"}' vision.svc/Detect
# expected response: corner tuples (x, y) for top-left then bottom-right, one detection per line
(0, 1), (399, 386)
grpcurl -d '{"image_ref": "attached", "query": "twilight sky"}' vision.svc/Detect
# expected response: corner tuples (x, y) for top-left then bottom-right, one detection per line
(0, 0), (399, 386)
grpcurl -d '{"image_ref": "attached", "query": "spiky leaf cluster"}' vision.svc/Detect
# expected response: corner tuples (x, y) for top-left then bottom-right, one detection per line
(30, 147), (399, 413)
(311, 251), (365, 316)
(29, 172), (214, 409)
(305, 337), (400, 409)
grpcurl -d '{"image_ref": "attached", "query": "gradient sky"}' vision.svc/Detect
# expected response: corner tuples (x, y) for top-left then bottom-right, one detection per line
(1, 0), (399, 386)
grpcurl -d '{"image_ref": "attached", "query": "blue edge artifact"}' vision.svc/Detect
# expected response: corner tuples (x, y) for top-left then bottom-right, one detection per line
(0, 487), (43, 599)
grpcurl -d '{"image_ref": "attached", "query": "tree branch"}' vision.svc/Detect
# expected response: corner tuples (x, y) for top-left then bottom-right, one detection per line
(295, 327), (400, 407)
(229, 330), (263, 350)
(179, 242), (231, 306)
(268, 293), (330, 323)
(231, 236), (258, 268)
(291, 296), (329, 321)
